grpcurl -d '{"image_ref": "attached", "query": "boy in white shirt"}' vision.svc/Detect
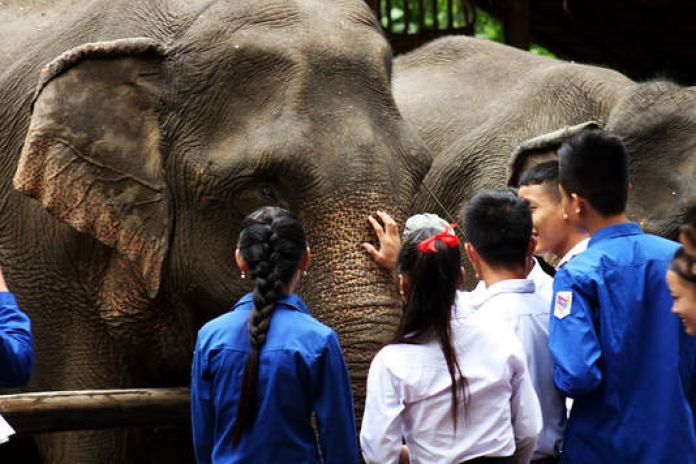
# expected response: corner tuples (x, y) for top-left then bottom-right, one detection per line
(460, 190), (565, 463)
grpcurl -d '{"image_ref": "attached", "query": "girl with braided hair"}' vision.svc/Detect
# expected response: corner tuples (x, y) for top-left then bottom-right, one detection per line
(191, 207), (358, 463)
(360, 226), (541, 464)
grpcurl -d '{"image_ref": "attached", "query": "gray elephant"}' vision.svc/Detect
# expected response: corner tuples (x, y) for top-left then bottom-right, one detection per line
(0, 0), (430, 461)
(393, 36), (696, 240)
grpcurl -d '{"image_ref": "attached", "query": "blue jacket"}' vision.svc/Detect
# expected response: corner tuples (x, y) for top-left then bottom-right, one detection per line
(191, 292), (359, 464)
(0, 292), (33, 387)
(549, 223), (696, 463)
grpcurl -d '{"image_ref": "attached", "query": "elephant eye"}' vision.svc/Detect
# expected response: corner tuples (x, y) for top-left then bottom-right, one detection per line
(260, 185), (276, 200)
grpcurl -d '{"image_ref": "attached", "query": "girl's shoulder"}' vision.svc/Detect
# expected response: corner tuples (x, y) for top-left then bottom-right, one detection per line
(371, 339), (440, 375)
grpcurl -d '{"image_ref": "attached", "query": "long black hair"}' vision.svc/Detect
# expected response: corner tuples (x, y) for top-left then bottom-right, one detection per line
(392, 227), (468, 424)
(231, 206), (307, 446)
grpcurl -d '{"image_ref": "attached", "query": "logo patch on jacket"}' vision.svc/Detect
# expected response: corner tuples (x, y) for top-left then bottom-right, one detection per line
(554, 291), (573, 319)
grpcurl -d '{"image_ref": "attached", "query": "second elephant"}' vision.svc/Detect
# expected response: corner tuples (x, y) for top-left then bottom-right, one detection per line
(394, 36), (695, 241)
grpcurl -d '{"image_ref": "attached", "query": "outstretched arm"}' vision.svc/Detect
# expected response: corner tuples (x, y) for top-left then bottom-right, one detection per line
(0, 268), (34, 388)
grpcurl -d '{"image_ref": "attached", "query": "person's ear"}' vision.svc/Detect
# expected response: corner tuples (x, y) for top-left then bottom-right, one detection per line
(235, 249), (249, 274)
(464, 242), (478, 266)
(459, 266), (467, 287)
(571, 193), (584, 216)
(299, 246), (312, 272)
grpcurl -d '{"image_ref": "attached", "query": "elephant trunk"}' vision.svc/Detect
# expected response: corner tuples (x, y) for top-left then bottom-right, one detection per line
(298, 191), (404, 413)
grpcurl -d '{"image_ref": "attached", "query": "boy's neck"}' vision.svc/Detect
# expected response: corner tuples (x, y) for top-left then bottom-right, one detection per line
(480, 262), (526, 287)
(555, 229), (589, 260)
(582, 211), (631, 237)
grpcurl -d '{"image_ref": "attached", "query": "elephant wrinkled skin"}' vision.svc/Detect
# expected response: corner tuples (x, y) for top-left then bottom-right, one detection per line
(394, 36), (696, 242)
(0, 1), (430, 462)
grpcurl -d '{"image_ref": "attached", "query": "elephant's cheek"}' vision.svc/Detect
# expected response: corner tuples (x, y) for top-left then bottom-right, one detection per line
(298, 191), (405, 411)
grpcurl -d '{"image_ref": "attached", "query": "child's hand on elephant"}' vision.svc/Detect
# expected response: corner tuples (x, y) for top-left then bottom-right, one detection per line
(363, 211), (401, 271)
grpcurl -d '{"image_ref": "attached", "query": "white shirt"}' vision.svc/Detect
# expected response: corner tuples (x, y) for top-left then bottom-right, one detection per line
(360, 310), (541, 464)
(464, 279), (567, 460)
(557, 238), (589, 268)
(527, 258), (554, 306)
(472, 258), (554, 306)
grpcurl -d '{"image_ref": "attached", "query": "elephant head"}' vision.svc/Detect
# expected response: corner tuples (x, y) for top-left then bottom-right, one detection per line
(507, 82), (696, 239)
(14, 0), (430, 403)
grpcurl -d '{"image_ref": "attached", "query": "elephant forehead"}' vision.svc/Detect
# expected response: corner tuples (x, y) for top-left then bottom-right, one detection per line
(174, 0), (386, 65)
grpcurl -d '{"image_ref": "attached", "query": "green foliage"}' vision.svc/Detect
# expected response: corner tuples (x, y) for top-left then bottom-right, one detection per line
(529, 44), (556, 57)
(473, 8), (503, 42)
(380, 0), (474, 34)
(379, 2), (556, 57)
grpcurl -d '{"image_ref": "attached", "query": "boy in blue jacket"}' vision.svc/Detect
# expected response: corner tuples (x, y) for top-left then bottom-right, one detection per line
(549, 130), (696, 463)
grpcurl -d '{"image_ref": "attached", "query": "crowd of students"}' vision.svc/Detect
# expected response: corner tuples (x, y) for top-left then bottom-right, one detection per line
(189, 129), (696, 463)
(1, 128), (695, 463)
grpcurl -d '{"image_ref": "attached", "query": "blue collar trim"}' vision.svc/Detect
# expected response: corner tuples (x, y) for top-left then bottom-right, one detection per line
(590, 222), (642, 246)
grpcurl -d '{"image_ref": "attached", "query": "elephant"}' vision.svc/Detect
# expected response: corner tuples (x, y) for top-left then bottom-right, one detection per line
(0, 0), (430, 461)
(393, 36), (696, 245)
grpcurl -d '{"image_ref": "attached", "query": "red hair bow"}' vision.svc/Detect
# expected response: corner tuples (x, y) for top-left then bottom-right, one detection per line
(417, 225), (459, 253)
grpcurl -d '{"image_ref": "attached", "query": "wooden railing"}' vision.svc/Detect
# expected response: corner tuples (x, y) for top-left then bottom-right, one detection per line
(366, 0), (476, 53)
(0, 388), (189, 434)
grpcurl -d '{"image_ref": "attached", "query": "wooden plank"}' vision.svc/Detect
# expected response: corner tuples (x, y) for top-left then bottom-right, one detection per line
(386, 0), (393, 32)
(447, 0), (454, 29)
(404, 0), (411, 34)
(432, 0), (438, 29)
(0, 388), (190, 434)
(503, 0), (530, 49)
(419, 0), (425, 30)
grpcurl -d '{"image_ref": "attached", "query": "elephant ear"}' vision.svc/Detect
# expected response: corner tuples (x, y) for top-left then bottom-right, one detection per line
(14, 38), (169, 298)
(506, 121), (601, 187)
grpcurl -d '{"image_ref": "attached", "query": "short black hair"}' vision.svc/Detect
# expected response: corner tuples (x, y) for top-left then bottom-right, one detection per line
(558, 130), (628, 216)
(461, 189), (532, 268)
(519, 161), (560, 202)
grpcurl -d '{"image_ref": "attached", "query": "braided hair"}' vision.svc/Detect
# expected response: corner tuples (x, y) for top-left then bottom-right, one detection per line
(392, 228), (468, 426)
(231, 206), (307, 446)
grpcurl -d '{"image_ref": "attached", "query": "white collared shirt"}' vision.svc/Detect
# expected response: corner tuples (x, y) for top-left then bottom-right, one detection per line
(463, 279), (567, 460)
(527, 258), (554, 306)
(557, 238), (589, 268)
(360, 312), (541, 464)
(473, 258), (554, 306)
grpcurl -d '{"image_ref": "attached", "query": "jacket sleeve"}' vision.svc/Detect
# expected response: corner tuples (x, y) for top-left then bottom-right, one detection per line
(359, 350), (405, 464)
(549, 270), (602, 397)
(312, 331), (359, 464)
(508, 343), (542, 464)
(0, 292), (34, 387)
(190, 341), (214, 464)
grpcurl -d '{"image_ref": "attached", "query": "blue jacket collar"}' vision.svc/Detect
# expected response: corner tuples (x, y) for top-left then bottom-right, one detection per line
(590, 222), (642, 246)
(231, 292), (309, 314)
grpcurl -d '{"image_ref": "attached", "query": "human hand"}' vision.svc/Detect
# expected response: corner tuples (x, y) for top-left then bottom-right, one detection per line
(363, 211), (401, 271)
